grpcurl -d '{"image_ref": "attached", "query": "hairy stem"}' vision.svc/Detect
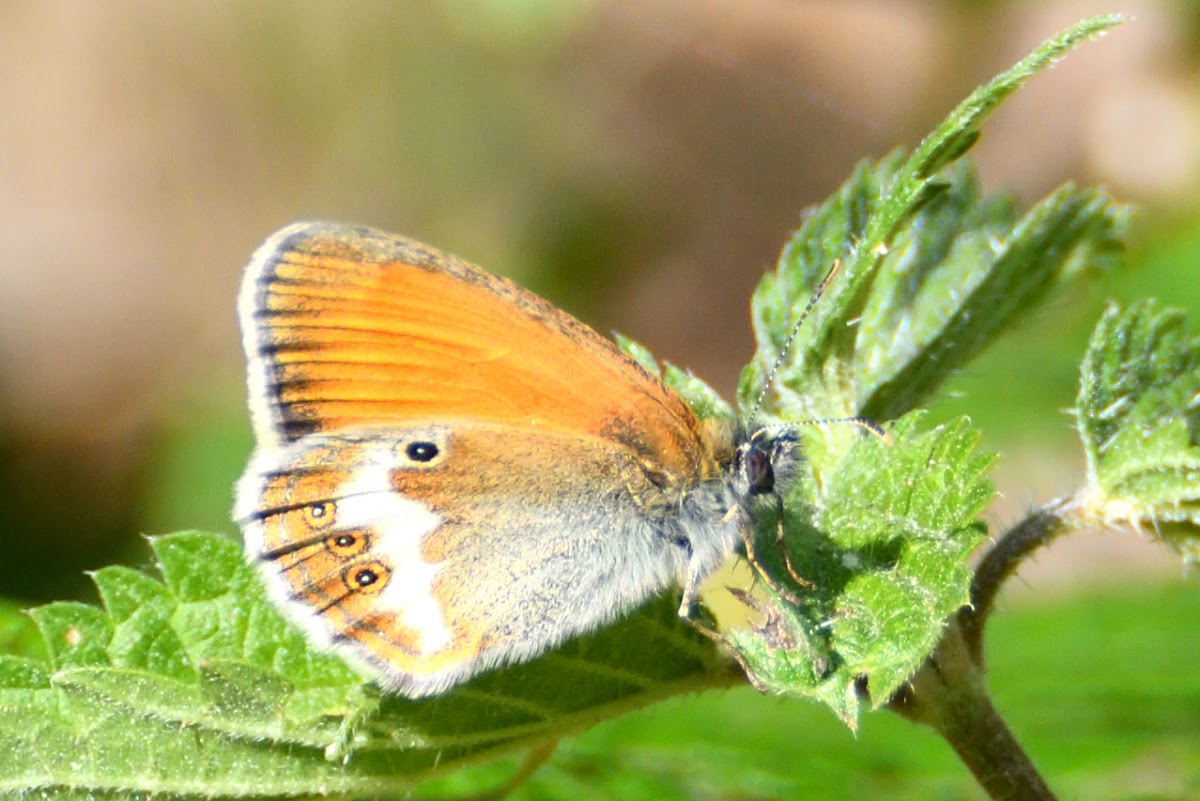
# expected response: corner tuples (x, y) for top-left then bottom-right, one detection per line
(889, 621), (1057, 801)
(960, 495), (1082, 662)
(887, 495), (1092, 800)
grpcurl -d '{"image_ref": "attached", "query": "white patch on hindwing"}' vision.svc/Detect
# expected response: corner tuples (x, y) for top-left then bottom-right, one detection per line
(235, 434), (452, 657)
(335, 443), (451, 655)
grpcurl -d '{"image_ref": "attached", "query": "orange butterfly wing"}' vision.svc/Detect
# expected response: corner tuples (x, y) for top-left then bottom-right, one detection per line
(239, 221), (714, 478)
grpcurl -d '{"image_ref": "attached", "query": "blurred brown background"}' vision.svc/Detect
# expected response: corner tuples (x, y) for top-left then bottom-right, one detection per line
(1, 0), (1197, 603)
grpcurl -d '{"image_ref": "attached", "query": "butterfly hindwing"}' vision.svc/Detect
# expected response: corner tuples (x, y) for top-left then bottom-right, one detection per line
(236, 420), (697, 696)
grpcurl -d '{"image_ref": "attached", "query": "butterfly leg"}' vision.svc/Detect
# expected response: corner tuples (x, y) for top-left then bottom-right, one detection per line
(681, 610), (774, 693)
(322, 685), (383, 764)
(738, 501), (810, 607)
(775, 512), (814, 591)
(487, 740), (560, 798)
(676, 546), (704, 617)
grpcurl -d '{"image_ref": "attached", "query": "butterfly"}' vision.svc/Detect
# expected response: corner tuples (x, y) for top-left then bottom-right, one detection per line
(233, 221), (803, 697)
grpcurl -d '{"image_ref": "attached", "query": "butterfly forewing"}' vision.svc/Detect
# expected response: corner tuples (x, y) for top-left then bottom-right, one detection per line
(240, 221), (712, 476)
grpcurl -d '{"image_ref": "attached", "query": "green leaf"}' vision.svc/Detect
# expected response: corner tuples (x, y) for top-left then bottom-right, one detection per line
(739, 15), (1128, 426)
(744, 154), (1128, 438)
(661, 362), (734, 423)
(617, 333), (734, 423)
(0, 532), (730, 798)
(860, 180), (1128, 422)
(28, 602), (113, 671)
(614, 332), (662, 378)
(720, 17), (1124, 718)
(724, 415), (993, 718)
(0, 601), (44, 662)
(1076, 300), (1200, 565)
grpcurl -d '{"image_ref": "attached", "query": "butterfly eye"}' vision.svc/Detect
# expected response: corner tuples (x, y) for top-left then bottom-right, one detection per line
(405, 441), (440, 463)
(325, 531), (367, 557)
(343, 561), (390, 595)
(745, 446), (776, 495)
(305, 501), (336, 529)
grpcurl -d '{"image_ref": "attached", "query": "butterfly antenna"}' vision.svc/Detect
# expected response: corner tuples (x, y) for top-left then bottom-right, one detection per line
(799, 415), (892, 444)
(752, 260), (841, 417)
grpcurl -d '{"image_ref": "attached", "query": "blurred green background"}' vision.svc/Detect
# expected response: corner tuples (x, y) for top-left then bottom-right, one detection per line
(1, 1), (1197, 798)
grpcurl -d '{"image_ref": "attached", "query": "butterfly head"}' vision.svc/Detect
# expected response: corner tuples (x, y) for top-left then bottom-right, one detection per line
(734, 424), (801, 501)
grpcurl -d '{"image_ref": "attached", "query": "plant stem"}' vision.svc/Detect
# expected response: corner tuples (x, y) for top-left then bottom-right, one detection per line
(889, 621), (1057, 801)
(960, 495), (1081, 662)
(893, 495), (1091, 798)
(941, 706), (1057, 801)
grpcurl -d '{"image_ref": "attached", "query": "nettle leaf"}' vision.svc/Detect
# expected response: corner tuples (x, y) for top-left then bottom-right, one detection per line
(0, 532), (729, 799)
(617, 334), (735, 424)
(725, 14), (1123, 720)
(0, 601), (46, 662)
(859, 180), (1127, 422)
(739, 14), (1128, 431)
(725, 415), (993, 722)
(743, 157), (1130, 439)
(1077, 301), (1200, 565)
